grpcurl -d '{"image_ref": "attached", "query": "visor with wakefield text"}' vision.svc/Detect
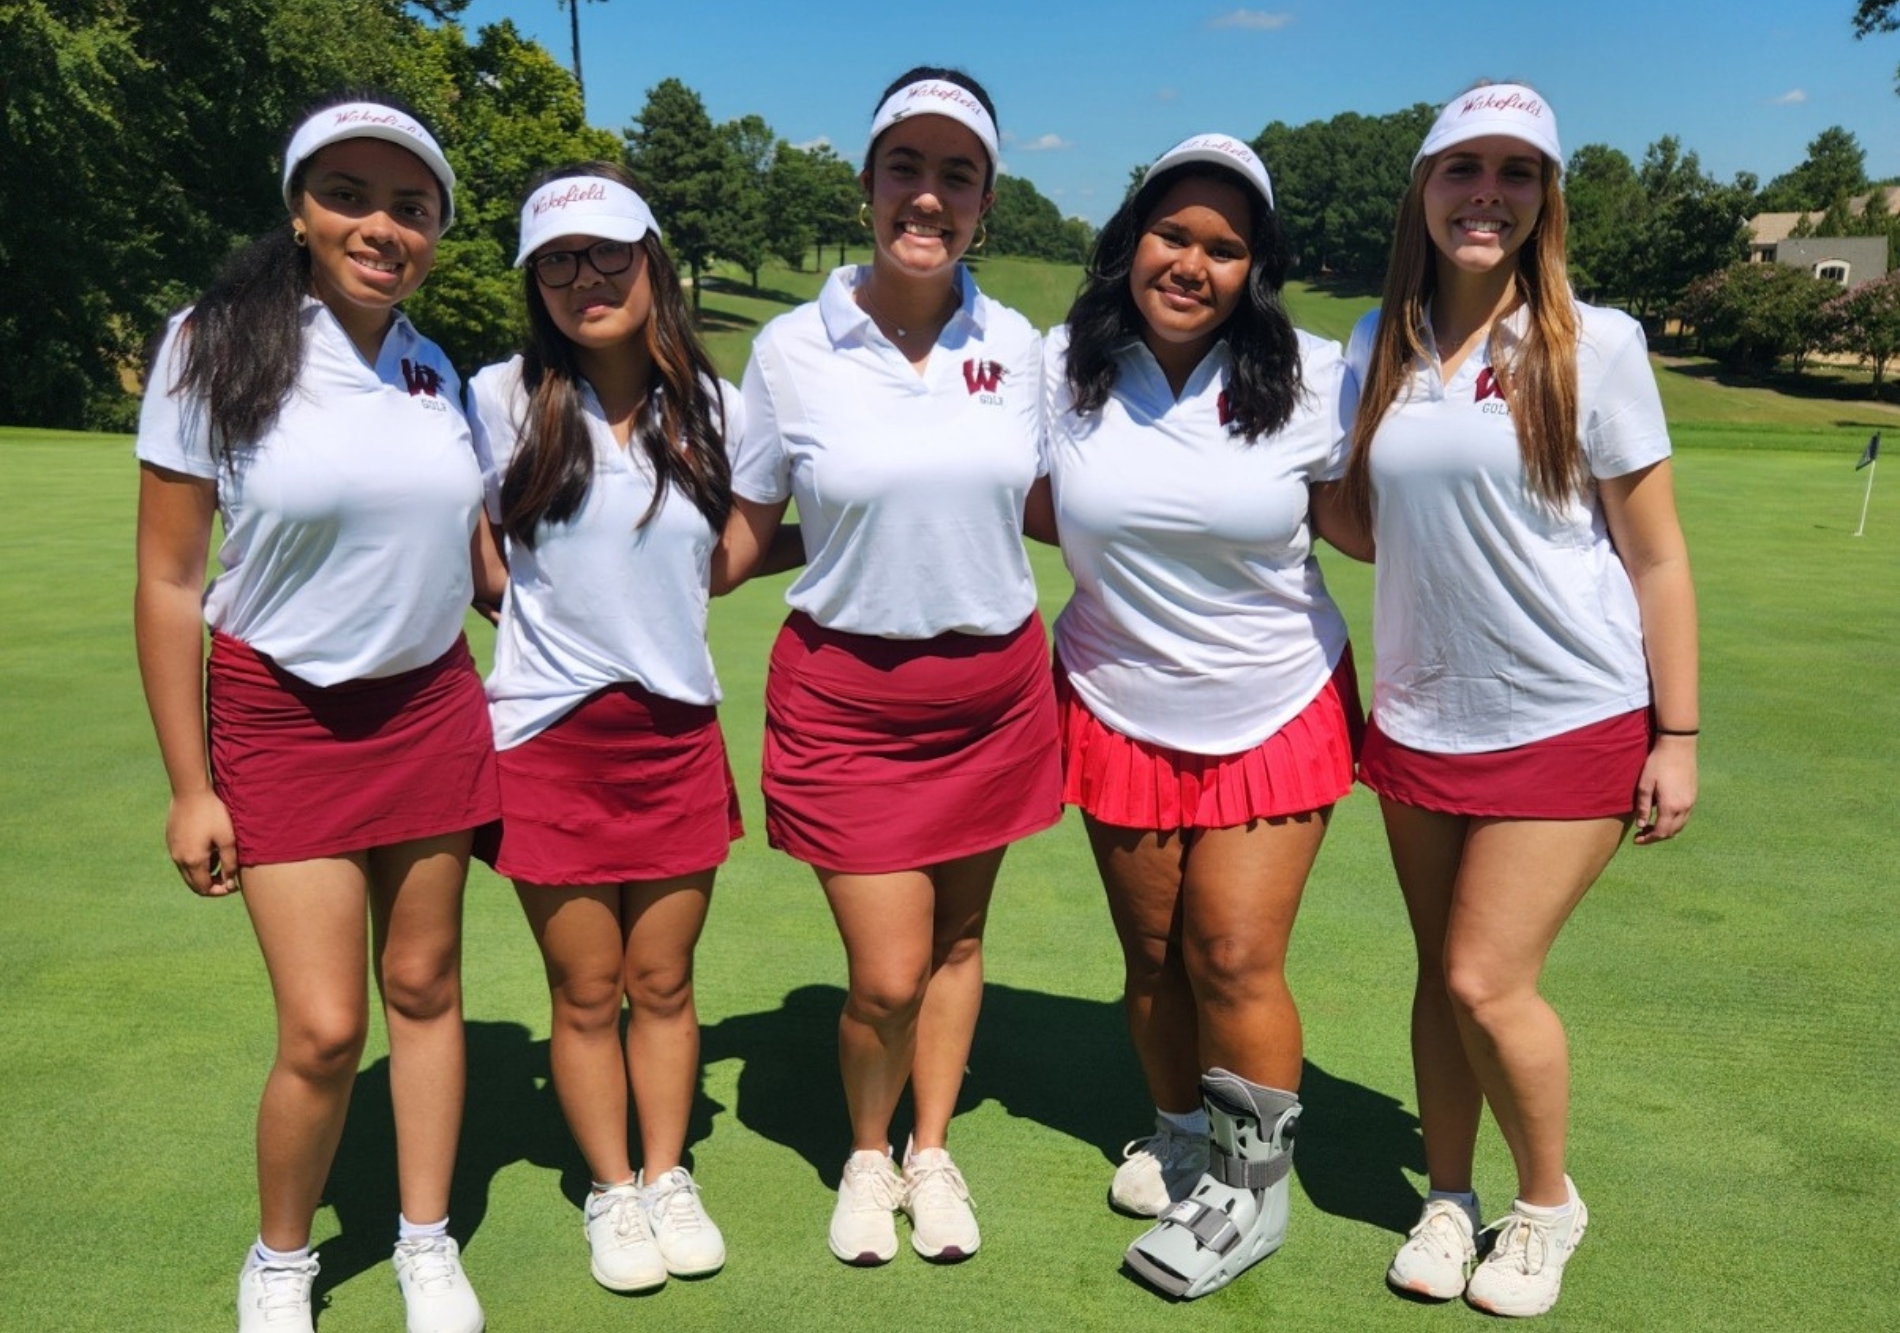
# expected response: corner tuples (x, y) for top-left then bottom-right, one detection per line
(515, 177), (661, 266)
(1413, 83), (1563, 176)
(865, 79), (1000, 175)
(282, 102), (457, 230)
(1143, 132), (1275, 212)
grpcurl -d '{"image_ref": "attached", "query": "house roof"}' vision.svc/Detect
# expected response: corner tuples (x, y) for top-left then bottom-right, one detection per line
(1747, 185), (1900, 244)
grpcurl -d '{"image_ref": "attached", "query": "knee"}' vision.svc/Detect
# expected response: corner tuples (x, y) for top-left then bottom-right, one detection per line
(930, 931), (982, 975)
(549, 969), (628, 1032)
(381, 956), (461, 1025)
(1441, 956), (1527, 1030)
(845, 969), (929, 1031)
(624, 956), (693, 1021)
(1187, 933), (1284, 1009)
(281, 1010), (368, 1084)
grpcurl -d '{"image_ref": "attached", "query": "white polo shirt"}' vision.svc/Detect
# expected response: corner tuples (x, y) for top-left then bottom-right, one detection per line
(731, 265), (1043, 639)
(1047, 326), (1353, 754)
(1343, 301), (1671, 753)
(136, 300), (481, 687)
(468, 357), (740, 750)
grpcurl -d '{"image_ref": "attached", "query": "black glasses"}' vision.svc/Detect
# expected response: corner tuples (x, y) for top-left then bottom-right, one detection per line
(529, 239), (636, 288)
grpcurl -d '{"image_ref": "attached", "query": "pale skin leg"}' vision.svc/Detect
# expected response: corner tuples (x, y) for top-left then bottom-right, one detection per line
(1088, 812), (1330, 1102)
(819, 847), (1004, 1154)
(515, 873), (714, 1182)
(1383, 801), (1627, 1207)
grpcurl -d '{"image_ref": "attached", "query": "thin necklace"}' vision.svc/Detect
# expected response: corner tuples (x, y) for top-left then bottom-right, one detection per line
(858, 280), (955, 342)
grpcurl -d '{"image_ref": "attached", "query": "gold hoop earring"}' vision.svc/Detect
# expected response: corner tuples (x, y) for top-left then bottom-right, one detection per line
(972, 222), (988, 252)
(292, 227), (307, 248)
(857, 201), (872, 231)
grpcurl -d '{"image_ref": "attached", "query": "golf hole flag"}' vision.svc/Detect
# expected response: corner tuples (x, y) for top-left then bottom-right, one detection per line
(1853, 432), (1879, 537)
(1857, 433), (1880, 470)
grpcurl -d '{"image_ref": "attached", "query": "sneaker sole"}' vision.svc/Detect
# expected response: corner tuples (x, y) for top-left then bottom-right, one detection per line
(590, 1261), (667, 1294)
(909, 1234), (978, 1263)
(1106, 1186), (1166, 1219)
(1385, 1268), (1466, 1302)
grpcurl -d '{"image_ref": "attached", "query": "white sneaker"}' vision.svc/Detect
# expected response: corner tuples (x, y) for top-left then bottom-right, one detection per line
(584, 1183), (667, 1292)
(1387, 1197), (1479, 1299)
(1108, 1120), (1211, 1217)
(641, 1166), (726, 1277)
(391, 1235), (483, 1333)
(236, 1251), (318, 1333)
(901, 1145), (979, 1262)
(1464, 1179), (1589, 1318)
(828, 1148), (903, 1266)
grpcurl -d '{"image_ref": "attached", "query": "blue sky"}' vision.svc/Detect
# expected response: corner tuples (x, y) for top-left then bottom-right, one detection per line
(453, 1), (1900, 224)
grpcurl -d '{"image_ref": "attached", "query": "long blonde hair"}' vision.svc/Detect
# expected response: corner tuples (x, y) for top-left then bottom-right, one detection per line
(1342, 144), (1580, 521)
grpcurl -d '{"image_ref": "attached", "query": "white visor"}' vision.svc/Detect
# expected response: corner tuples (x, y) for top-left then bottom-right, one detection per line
(1413, 84), (1563, 175)
(1143, 133), (1274, 212)
(865, 79), (1000, 174)
(514, 177), (660, 267)
(282, 101), (456, 230)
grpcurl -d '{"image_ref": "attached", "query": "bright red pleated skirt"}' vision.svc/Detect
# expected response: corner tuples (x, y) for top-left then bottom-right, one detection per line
(206, 632), (500, 866)
(480, 682), (742, 886)
(1057, 649), (1363, 830)
(1359, 708), (1651, 819)
(761, 610), (1063, 875)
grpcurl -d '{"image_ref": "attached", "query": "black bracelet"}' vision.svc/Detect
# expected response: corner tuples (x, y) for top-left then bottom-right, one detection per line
(1655, 727), (1700, 736)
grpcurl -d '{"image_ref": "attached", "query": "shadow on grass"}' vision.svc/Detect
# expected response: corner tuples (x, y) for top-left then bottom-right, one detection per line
(694, 307), (761, 335)
(313, 1017), (727, 1295)
(699, 274), (806, 307)
(1656, 356), (1895, 411)
(702, 981), (1423, 1232)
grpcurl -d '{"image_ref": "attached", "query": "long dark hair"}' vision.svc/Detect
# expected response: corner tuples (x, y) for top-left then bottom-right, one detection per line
(867, 66), (999, 190)
(499, 162), (732, 548)
(167, 88), (442, 456)
(1064, 163), (1303, 441)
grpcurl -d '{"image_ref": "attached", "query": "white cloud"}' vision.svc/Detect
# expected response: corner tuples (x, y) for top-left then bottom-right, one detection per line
(1208, 9), (1294, 30)
(1017, 133), (1073, 152)
(1156, 87), (1180, 103)
(792, 135), (833, 151)
(1768, 89), (1807, 105)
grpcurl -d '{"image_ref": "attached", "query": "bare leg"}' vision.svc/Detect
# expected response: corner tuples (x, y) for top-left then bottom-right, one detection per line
(620, 874), (714, 1175)
(368, 832), (472, 1226)
(907, 847), (1005, 1149)
(241, 855), (373, 1251)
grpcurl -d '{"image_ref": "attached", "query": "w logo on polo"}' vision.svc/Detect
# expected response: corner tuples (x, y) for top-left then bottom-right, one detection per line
(1474, 367), (1505, 404)
(962, 359), (1007, 394)
(401, 359), (443, 398)
(1217, 391), (1234, 428)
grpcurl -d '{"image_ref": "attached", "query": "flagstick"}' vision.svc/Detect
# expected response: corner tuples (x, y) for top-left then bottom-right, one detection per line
(1854, 458), (1876, 537)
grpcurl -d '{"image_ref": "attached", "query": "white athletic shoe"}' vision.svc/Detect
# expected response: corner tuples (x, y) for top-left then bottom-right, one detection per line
(584, 1183), (667, 1292)
(641, 1166), (727, 1277)
(1109, 1120), (1211, 1217)
(828, 1148), (904, 1266)
(1387, 1197), (1479, 1300)
(236, 1251), (318, 1333)
(391, 1235), (483, 1333)
(1464, 1179), (1589, 1318)
(902, 1145), (979, 1262)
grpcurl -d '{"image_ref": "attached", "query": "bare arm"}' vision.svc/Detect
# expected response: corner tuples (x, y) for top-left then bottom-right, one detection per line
(712, 494), (793, 596)
(1310, 480), (1373, 562)
(1602, 459), (1699, 844)
(469, 512), (508, 625)
(1022, 476), (1058, 547)
(133, 462), (239, 895)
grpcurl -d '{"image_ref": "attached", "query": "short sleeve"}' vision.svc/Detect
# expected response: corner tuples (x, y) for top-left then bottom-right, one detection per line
(465, 361), (521, 524)
(1304, 336), (1351, 481)
(732, 337), (792, 505)
(1581, 313), (1671, 480)
(714, 377), (746, 463)
(134, 313), (218, 479)
(1026, 326), (1049, 479)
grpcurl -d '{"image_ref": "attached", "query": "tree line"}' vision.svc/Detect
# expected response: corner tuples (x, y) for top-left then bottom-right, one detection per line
(8, 0), (1899, 430)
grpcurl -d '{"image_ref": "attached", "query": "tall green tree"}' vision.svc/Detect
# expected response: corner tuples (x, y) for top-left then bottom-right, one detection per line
(985, 175), (1089, 262)
(1626, 137), (1756, 319)
(625, 78), (727, 311)
(718, 114), (777, 290)
(1758, 126), (1868, 213)
(1254, 103), (1436, 278)
(1565, 144), (1646, 302)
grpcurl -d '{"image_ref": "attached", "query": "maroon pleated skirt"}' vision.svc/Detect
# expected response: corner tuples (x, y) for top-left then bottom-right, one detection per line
(481, 682), (742, 886)
(1057, 649), (1363, 830)
(1359, 708), (1651, 819)
(206, 632), (500, 866)
(761, 610), (1063, 875)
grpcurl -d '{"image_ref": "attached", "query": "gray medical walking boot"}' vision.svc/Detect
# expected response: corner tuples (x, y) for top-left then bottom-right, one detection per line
(1122, 1068), (1299, 1298)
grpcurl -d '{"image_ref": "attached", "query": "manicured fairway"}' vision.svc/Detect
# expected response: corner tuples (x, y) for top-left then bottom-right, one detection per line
(4, 361), (1897, 1331)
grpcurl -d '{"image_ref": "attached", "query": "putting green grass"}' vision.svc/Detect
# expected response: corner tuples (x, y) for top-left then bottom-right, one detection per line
(3, 291), (1897, 1332)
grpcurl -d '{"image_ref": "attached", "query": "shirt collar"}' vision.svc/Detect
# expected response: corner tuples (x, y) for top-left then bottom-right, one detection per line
(818, 264), (985, 345)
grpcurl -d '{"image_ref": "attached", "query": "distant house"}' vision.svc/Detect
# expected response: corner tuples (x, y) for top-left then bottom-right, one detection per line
(1745, 186), (1896, 288)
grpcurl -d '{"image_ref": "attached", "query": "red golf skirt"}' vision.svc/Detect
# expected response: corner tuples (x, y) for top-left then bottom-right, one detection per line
(482, 682), (742, 886)
(1359, 708), (1651, 819)
(206, 632), (500, 866)
(1057, 650), (1363, 830)
(761, 610), (1063, 875)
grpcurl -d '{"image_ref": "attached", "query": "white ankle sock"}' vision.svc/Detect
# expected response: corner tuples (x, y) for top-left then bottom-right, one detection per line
(397, 1214), (449, 1243)
(1426, 1189), (1480, 1225)
(1158, 1107), (1210, 1136)
(253, 1238), (311, 1267)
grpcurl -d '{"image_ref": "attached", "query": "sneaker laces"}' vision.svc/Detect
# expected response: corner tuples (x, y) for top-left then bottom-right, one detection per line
(647, 1170), (706, 1234)
(589, 1188), (647, 1242)
(905, 1153), (972, 1213)
(1486, 1211), (1555, 1276)
(253, 1257), (319, 1321)
(1408, 1199), (1475, 1260)
(843, 1155), (905, 1213)
(393, 1236), (462, 1293)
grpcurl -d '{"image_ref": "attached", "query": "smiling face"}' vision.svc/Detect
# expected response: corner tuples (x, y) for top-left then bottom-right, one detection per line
(531, 233), (653, 355)
(292, 138), (444, 352)
(861, 115), (993, 281)
(1422, 134), (1547, 283)
(1128, 173), (1255, 383)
